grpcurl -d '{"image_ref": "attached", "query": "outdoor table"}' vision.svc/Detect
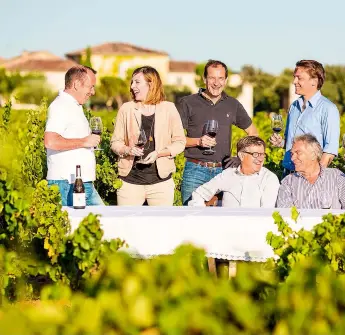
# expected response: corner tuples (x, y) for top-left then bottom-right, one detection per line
(65, 206), (345, 276)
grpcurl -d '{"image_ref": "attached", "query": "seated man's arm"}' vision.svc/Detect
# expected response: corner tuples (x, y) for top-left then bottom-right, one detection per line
(188, 171), (227, 206)
(261, 174), (280, 208)
(276, 177), (294, 208)
(337, 172), (345, 209)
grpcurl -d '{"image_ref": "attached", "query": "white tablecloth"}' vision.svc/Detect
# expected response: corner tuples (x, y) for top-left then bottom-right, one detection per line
(64, 206), (345, 262)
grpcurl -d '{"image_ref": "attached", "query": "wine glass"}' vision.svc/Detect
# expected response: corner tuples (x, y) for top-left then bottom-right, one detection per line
(135, 129), (147, 163)
(136, 129), (147, 150)
(90, 116), (103, 151)
(203, 119), (219, 155)
(320, 192), (332, 209)
(271, 114), (283, 134)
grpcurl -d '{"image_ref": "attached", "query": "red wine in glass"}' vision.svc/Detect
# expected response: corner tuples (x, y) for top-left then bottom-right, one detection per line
(92, 129), (102, 135)
(203, 120), (219, 155)
(136, 129), (147, 149)
(136, 141), (145, 149)
(89, 116), (103, 150)
(134, 129), (147, 164)
(271, 114), (283, 135)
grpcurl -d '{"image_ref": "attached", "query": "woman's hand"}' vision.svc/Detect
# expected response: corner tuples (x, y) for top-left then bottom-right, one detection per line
(140, 151), (158, 164)
(129, 146), (144, 157)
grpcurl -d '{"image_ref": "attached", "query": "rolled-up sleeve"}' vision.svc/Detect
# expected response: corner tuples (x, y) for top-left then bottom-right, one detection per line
(276, 177), (294, 208)
(322, 103), (340, 156)
(190, 171), (227, 205)
(165, 105), (186, 158)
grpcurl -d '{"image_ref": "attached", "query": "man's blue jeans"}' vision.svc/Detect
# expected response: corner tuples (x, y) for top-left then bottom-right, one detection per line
(181, 161), (222, 206)
(47, 180), (104, 206)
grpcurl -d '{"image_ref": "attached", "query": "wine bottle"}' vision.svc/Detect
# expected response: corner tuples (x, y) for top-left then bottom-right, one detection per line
(73, 165), (86, 209)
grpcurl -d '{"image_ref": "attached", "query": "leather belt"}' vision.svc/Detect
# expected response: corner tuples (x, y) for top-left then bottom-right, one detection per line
(187, 158), (222, 168)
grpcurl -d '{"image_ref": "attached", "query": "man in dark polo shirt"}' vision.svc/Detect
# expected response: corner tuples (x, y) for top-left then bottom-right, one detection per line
(177, 59), (258, 205)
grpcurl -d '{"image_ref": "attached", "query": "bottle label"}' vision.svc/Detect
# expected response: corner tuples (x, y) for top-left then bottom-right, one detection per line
(73, 193), (86, 208)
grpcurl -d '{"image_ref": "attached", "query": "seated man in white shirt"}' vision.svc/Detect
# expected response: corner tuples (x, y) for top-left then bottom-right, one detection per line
(188, 136), (280, 207)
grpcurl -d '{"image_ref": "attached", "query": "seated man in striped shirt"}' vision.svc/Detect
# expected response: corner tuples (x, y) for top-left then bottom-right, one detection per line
(277, 134), (345, 209)
(188, 136), (280, 207)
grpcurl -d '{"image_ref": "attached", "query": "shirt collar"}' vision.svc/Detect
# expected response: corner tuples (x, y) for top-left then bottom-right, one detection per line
(198, 88), (228, 102)
(295, 164), (324, 179)
(59, 89), (81, 106)
(235, 165), (261, 176)
(298, 90), (321, 110)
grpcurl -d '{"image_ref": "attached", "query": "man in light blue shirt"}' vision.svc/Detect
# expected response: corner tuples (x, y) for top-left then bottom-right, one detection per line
(270, 60), (340, 173)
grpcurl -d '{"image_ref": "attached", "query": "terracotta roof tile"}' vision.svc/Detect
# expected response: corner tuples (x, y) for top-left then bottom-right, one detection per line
(66, 42), (168, 57)
(169, 61), (196, 73)
(4, 59), (78, 72)
(2, 51), (78, 72)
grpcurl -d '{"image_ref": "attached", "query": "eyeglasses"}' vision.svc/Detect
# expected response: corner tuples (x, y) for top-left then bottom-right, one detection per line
(242, 151), (267, 158)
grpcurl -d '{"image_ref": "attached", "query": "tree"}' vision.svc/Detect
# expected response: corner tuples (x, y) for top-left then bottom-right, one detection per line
(97, 76), (130, 109)
(322, 65), (345, 114)
(14, 76), (56, 105)
(164, 85), (192, 104)
(195, 62), (206, 88)
(0, 69), (23, 104)
(80, 46), (93, 68)
(272, 68), (294, 111)
(240, 65), (294, 113)
(0, 70), (55, 106)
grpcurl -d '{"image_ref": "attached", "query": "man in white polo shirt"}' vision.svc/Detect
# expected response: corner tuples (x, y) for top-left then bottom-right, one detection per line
(44, 65), (103, 206)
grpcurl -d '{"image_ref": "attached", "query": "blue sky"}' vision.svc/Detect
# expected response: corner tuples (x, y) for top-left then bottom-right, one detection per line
(1, 0), (344, 74)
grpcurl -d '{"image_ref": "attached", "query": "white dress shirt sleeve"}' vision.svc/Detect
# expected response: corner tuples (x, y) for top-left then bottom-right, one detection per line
(188, 170), (229, 207)
(276, 176), (294, 208)
(260, 172), (280, 208)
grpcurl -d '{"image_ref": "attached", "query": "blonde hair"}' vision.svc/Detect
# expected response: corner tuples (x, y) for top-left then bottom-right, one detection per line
(130, 66), (165, 105)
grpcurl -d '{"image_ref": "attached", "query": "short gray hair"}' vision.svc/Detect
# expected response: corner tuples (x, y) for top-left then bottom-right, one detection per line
(65, 65), (97, 89)
(293, 134), (323, 161)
